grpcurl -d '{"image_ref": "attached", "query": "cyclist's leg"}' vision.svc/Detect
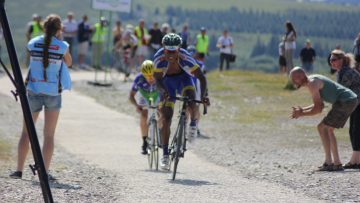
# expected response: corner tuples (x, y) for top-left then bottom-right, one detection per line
(137, 95), (149, 154)
(160, 75), (178, 158)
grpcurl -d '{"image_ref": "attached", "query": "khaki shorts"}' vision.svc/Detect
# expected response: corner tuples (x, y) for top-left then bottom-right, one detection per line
(78, 41), (89, 55)
(322, 98), (358, 128)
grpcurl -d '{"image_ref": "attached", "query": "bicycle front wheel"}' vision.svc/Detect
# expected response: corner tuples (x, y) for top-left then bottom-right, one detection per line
(147, 121), (156, 170)
(172, 117), (185, 180)
(153, 120), (159, 171)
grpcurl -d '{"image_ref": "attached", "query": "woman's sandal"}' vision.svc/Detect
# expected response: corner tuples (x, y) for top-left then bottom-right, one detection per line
(343, 162), (359, 169)
(317, 163), (334, 171)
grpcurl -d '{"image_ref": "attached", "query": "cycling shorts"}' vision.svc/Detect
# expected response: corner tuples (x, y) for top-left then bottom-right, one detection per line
(162, 71), (195, 108)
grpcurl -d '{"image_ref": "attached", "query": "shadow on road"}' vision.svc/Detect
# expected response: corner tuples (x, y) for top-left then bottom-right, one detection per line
(169, 179), (218, 186)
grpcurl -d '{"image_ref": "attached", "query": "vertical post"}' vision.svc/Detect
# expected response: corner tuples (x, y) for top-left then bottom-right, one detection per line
(0, 0), (54, 202)
(104, 11), (112, 82)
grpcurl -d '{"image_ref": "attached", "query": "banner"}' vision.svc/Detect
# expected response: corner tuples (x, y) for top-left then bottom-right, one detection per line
(92, 0), (131, 13)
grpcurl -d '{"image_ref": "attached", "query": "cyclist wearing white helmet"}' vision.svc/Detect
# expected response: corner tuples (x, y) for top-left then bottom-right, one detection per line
(153, 33), (209, 170)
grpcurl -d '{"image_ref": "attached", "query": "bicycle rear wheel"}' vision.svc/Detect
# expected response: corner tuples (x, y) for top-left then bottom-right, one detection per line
(172, 117), (185, 180)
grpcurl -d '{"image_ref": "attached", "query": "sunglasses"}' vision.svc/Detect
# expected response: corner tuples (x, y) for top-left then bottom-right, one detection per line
(164, 49), (178, 54)
(330, 58), (340, 62)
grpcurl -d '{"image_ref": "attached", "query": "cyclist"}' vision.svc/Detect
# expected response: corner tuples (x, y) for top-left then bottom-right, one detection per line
(187, 45), (207, 138)
(153, 33), (209, 170)
(129, 60), (160, 155)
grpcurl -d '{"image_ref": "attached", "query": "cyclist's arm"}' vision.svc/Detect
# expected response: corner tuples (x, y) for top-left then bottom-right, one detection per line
(154, 71), (167, 95)
(129, 90), (142, 111)
(193, 68), (208, 100)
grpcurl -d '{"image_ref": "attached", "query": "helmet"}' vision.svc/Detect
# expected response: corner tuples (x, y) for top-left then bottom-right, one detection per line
(162, 33), (182, 50)
(186, 45), (196, 55)
(140, 60), (154, 76)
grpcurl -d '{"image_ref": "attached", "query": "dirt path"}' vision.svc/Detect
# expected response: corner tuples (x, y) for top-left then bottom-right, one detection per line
(0, 71), (323, 202)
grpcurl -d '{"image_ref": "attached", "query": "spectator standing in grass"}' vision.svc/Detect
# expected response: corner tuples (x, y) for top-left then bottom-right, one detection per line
(299, 39), (316, 73)
(284, 21), (296, 73)
(329, 49), (360, 169)
(278, 36), (287, 74)
(216, 29), (234, 71)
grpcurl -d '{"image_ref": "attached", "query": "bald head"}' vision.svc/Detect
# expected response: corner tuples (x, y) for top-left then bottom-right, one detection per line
(289, 67), (307, 89)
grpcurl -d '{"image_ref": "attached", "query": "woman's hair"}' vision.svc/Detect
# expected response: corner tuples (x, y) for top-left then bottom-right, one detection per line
(42, 14), (62, 80)
(331, 49), (355, 68)
(285, 21), (296, 38)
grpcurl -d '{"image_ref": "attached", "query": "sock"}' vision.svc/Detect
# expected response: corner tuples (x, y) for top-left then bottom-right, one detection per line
(142, 136), (147, 145)
(190, 119), (197, 127)
(163, 144), (169, 156)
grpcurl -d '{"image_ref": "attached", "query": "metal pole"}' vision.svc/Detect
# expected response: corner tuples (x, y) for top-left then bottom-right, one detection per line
(0, 1), (53, 202)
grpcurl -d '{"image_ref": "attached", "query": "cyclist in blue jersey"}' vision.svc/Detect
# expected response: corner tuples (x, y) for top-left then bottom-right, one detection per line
(129, 60), (160, 155)
(153, 33), (209, 170)
(187, 45), (207, 138)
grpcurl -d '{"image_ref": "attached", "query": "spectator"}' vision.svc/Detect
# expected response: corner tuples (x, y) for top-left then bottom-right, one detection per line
(161, 23), (170, 37)
(91, 17), (108, 70)
(77, 15), (92, 70)
(9, 14), (72, 180)
(216, 29), (234, 71)
(148, 22), (162, 58)
(353, 33), (360, 71)
(329, 49), (360, 169)
(25, 14), (43, 66)
(112, 20), (123, 46)
(284, 21), (296, 73)
(26, 13), (43, 42)
(62, 12), (78, 58)
(278, 36), (287, 74)
(179, 24), (190, 49)
(194, 27), (209, 62)
(290, 67), (358, 171)
(328, 44), (341, 73)
(299, 39), (316, 73)
(134, 19), (150, 68)
(0, 22), (3, 58)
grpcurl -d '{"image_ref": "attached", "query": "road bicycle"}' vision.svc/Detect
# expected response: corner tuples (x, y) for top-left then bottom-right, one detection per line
(168, 96), (207, 180)
(146, 97), (161, 170)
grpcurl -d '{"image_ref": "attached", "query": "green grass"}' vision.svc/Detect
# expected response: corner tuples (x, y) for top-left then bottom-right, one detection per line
(207, 70), (314, 124)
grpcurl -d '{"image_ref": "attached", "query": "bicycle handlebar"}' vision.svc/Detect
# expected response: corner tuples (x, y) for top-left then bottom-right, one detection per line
(173, 96), (208, 115)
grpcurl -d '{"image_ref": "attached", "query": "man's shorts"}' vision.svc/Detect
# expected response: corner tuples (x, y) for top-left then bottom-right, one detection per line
(78, 41), (89, 55)
(162, 72), (195, 108)
(322, 98), (358, 128)
(27, 90), (62, 113)
(136, 45), (149, 56)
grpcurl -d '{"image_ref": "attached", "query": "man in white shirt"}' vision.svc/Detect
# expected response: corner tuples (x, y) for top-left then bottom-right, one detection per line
(62, 12), (78, 60)
(216, 29), (234, 71)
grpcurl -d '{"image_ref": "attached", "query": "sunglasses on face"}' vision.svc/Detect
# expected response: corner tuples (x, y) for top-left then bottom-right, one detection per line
(164, 49), (178, 54)
(330, 57), (340, 62)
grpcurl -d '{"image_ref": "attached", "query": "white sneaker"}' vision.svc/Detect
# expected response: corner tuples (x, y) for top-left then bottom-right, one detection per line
(187, 125), (198, 141)
(160, 155), (170, 170)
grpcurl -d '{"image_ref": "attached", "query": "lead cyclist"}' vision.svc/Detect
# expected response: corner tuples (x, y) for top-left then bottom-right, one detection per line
(153, 33), (210, 170)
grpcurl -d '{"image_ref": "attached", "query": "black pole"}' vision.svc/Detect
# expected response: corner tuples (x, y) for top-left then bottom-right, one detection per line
(0, 1), (54, 202)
